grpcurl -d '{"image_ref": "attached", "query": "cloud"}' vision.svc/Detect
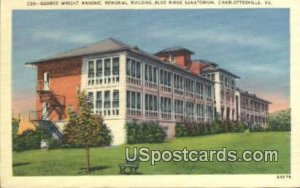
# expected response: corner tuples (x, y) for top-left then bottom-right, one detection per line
(34, 30), (95, 45)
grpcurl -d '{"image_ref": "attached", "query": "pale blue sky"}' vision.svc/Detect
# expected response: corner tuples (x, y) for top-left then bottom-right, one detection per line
(12, 9), (290, 113)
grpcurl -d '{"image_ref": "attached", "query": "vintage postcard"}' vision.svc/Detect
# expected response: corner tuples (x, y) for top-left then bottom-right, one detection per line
(1, 0), (300, 187)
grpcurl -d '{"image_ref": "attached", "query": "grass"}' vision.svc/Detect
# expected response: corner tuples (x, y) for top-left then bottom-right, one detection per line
(13, 132), (290, 175)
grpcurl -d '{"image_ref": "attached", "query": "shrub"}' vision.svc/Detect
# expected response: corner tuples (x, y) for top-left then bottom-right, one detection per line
(98, 123), (113, 146)
(175, 121), (214, 137)
(249, 124), (264, 132)
(12, 121), (59, 151)
(269, 109), (291, 131)
(238, 121), (246, 132)
(211, 119), (222, 134)
(63, 119), (112, 147)
(175, 120), (248, 137)
(126, 121), (166, 144)
(175, 123), (188, 137)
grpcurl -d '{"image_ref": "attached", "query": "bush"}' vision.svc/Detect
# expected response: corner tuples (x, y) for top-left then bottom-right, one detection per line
(269, 109), (291, 131)
(63, 122), (112, 148)
(12, 120), (60, 151)
(175, 120), (247, 137)
(98, 123), (113, 146)
(175, 121), (214, 137)
(126, 121), (167, 144)
(249, 124), (264, 132)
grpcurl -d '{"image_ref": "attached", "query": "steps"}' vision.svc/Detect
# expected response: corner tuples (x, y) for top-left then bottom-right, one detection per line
(31, 120), (63, 141)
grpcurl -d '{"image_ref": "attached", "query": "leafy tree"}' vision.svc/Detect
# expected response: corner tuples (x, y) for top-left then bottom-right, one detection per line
(12, 118), (54, 151)
(269, 108), (291, 131)
(63, 91), (111, 173)
(12, 118), (23, 151)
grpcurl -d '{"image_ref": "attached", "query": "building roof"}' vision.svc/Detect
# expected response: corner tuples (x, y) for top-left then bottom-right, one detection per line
(26, 38), (138, 65)
(155, 47), (194, 55)
(201, 66), (240, 79)
(237, 88), (271, 104)
(25, 37), (213, 84)
(192, 59), (219, 67)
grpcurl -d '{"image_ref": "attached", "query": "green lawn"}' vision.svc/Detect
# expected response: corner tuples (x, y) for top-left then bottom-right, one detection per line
(13, 132), (290, 175)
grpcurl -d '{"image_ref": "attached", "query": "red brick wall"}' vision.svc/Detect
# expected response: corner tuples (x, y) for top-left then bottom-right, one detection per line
(190, 61), (210, 75)
(36, 57), (82, 121)
(190, 62), (201, 75)
(156, 52), (192, 68)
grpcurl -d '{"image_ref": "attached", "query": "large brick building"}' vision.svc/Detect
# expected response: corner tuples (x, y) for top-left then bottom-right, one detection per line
(26, 38), (270, 145)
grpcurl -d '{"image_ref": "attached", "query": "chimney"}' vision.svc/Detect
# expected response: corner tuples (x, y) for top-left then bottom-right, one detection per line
(155, 47), (194, 68)
(189, 60), (211, 75)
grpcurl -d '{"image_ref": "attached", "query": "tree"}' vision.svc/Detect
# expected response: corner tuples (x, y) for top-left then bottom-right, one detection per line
(63, 91), (110, 173)
(269, 108), (291, 131)
(12, 118), (54, 151)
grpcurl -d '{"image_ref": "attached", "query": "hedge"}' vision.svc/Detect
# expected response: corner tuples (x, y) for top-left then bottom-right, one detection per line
(126, 121), (167, 144)
(176, 120), (246, 137)
(12, 120), (60, 151)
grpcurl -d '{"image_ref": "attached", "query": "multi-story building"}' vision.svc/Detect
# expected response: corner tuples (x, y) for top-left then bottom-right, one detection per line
(199, 62), (240, 121)
(26, 38), (270, 145)
(26, 38), (216, 145)
(235, 89), (271, 127)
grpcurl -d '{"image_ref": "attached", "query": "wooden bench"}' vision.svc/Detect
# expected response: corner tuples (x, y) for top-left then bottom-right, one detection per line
(119, 157), (140, 174)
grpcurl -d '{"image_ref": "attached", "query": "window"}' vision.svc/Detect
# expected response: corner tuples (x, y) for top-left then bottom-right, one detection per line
(160, 70), (163, 84)
(174, 100), (184, 114)
(96, 60), (102, 77)
(161, 97), (172, 113)
(96, 91), (102, 109)
(174, 74), (184, 90)
(126, 58), (131, 76)
(160, 69), (171, 87)
(87, 56), (119, 85)
(145, 94), (158, 111)
(131, 91), (136, 109)
(221, 90), (224, 100)
(195, 82), (203, 97)
(126, 91), (130, 108)
(88, 61), (94, 78)
(131, 60), (136, 77)
(225, 77), (228, 87)
(137, 92), (141, 109)
(153, 96), (158, 111)
(185, 78), (194, 98)
(112, 57), (119, 76)
(104, 58), (111, 76)
(211, 74), (215, 81)
(88, 92), (94, 110)
(153, 67), (157, 83)
(127, 91), (141, 110)
(126, 58), (142, 85)
(185, 78), (194, 93)
(206, 106), (213, 120)
(136, 61), (141, 79)
(145, 65), (149, 80)
(196, 104), (204, 118)
(186, 102), (194, 118)
(207, 74), (211, 80)
(205, 85), (212, 98)
(145, 64), (158, 83)
(113, 90), (119, 108)
(104, 91), (110, 109)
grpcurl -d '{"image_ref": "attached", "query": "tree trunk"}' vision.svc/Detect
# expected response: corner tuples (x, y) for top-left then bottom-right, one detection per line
(84, 146), (90, 173)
